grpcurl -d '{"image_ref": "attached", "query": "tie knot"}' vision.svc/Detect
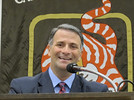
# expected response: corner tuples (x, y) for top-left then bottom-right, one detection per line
(59, 82), (65, 87)
(59, 82), (66, 93)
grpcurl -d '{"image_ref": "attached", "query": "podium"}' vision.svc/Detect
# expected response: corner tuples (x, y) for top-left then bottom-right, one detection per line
(0, 92), (133, 100)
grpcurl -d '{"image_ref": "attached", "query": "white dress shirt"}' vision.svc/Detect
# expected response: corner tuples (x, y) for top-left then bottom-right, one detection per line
(48, 67), (75, 93)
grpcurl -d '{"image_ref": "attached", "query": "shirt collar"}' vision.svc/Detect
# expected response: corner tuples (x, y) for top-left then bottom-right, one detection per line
(48, 67), (75, 89)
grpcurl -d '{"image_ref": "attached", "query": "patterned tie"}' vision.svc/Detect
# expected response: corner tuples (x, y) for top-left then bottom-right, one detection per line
(59, 82), (66, 94)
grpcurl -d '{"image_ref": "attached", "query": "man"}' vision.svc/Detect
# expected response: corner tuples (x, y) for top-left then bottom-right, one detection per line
(9, 24), (108, 94)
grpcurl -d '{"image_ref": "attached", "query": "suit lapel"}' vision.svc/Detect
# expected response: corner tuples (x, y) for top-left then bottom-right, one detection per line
(37, 70), (54, 93)
(70, 75), (83, 92)
(37, 71), (84, 93)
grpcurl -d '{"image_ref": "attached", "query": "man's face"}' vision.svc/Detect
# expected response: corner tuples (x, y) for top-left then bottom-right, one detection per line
(48, 29), (82, 71)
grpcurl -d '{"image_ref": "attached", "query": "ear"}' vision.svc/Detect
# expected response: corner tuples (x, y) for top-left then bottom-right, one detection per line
(47, 44), (51, 56)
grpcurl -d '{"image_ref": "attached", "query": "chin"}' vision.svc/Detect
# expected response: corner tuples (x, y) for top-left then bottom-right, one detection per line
(59, 64), (68, 70)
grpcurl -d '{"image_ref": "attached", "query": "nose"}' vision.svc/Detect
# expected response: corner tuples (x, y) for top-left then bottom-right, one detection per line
(62, 45), (71, 55)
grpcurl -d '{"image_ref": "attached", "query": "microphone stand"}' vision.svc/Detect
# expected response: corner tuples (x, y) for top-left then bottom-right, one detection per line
(80, 68), (118, 92)
(117, 79), (134, 91)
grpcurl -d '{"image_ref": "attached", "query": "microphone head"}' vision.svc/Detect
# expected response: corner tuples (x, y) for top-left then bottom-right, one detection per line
(66, 63), (78, 73)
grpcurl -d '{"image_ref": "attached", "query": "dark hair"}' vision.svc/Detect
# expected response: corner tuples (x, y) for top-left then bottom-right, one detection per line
(48, 24), (83, 51)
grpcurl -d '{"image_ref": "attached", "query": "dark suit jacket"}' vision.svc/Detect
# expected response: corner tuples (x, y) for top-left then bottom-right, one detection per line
(9, 70), (108, 94)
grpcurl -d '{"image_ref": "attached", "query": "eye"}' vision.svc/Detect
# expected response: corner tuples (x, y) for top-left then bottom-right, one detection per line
(56, 42), (64, 47)
(70, 44), (78, 49)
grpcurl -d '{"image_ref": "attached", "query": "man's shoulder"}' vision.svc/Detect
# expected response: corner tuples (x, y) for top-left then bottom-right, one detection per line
(9, 72), (44, 93)
(76, 75), (108, 92)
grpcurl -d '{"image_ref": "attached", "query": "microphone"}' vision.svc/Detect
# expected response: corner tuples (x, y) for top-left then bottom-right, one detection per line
(66, 63), (118, 92)
(66, 63), (82, 73)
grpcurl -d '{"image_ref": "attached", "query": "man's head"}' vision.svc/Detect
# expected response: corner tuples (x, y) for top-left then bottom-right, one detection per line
(48, 24), (84, 51)
(48, 24), (83, 73)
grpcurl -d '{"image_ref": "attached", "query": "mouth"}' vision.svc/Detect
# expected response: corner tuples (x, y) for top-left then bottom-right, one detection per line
(58, 56), (72, 61)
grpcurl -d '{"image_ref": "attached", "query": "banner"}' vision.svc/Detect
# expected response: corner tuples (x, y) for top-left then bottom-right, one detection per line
(0, 0), (133, 93)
